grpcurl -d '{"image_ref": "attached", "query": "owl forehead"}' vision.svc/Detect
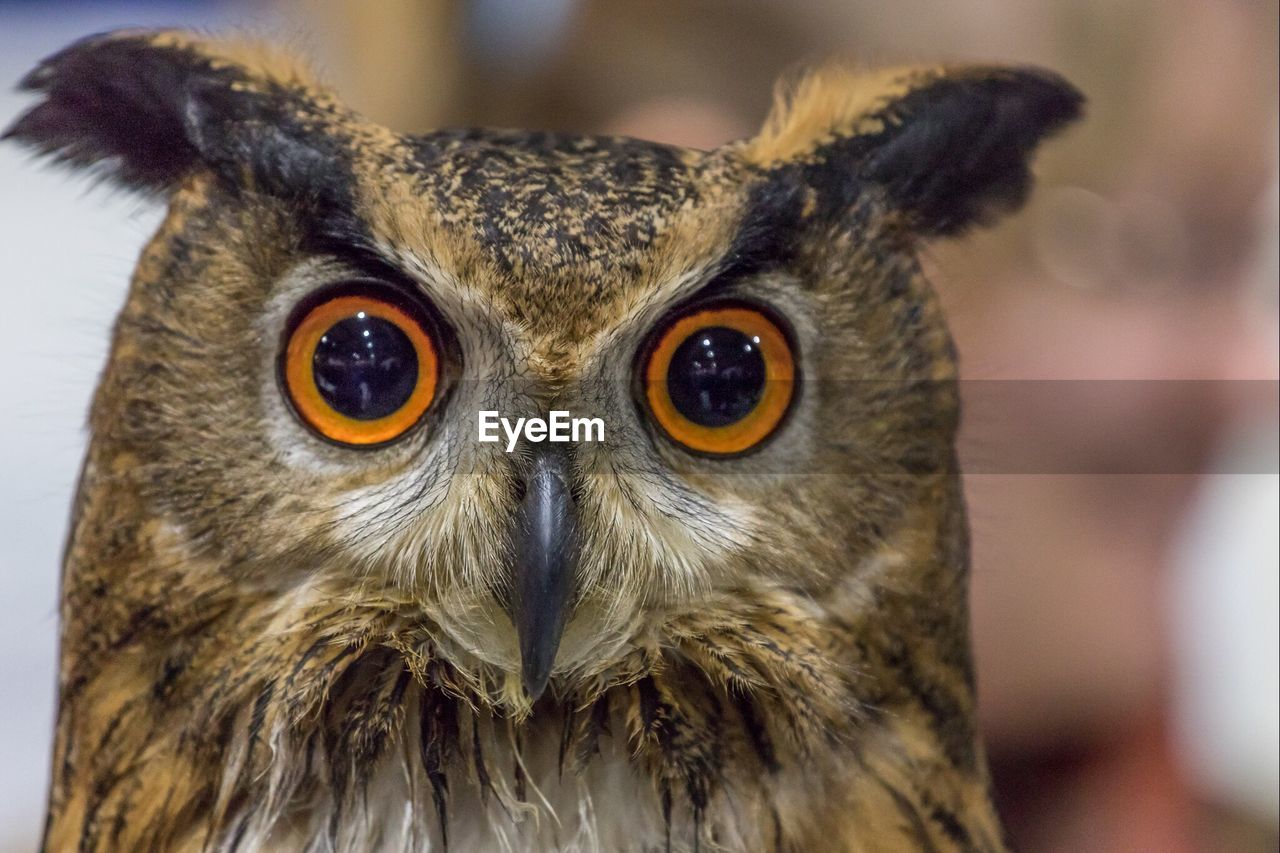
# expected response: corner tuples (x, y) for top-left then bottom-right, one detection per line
(407, 130), (703, 266)
(355, 130), (739, 339)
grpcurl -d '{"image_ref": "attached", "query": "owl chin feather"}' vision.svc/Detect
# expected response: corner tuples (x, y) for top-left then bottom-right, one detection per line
(189, 569), (882, 849)
(9, 28), (1079, 852)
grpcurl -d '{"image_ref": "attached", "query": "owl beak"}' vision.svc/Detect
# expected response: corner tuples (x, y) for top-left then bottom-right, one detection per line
(512, 449), (578, 701)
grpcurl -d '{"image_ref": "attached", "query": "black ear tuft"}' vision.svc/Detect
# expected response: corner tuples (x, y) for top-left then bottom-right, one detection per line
(860, 68), (1083, 236)
(742, 65), (1083, 237)
(6, 32), (232, 192)
(3, 30), (335, 196)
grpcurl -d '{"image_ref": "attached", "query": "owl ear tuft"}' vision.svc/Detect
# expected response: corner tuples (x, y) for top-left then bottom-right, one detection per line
(4, 30), (335, 196)
(743, 64), (1083, 236)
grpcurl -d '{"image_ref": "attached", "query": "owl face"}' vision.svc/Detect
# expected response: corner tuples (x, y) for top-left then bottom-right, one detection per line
(7, 32), (1080, 706)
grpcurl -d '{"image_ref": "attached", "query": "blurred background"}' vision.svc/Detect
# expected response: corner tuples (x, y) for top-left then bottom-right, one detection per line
(0, 1), (1275, 850)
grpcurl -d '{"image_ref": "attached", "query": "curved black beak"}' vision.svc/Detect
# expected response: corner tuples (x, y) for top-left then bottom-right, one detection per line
(511, 449), (578, 701)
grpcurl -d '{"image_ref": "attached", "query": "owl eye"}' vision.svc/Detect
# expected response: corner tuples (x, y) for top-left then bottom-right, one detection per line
(642, 303), (796, 455)
(281, 288), (439, 446)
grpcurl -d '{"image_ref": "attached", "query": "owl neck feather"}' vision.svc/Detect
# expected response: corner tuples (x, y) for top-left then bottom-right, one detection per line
(48, 485), (1002, 852)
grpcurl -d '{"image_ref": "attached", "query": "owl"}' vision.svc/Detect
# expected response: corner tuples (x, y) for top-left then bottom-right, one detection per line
(6, 30), (1080, 852)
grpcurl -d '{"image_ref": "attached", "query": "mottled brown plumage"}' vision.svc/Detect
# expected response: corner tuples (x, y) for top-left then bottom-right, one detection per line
(6, 30), (1081, 851)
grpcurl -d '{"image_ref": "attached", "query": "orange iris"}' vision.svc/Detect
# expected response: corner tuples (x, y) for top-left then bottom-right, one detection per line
(643, 304), (796, 455)
(282, 291), (438, 446)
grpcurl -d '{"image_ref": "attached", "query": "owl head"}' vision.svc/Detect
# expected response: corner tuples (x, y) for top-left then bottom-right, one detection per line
(7, 31), (1080, 712)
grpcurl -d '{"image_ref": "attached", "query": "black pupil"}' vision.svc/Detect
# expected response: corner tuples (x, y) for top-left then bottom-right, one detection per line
(313, 313), (418, 420)
(666, 325), (767, 427)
